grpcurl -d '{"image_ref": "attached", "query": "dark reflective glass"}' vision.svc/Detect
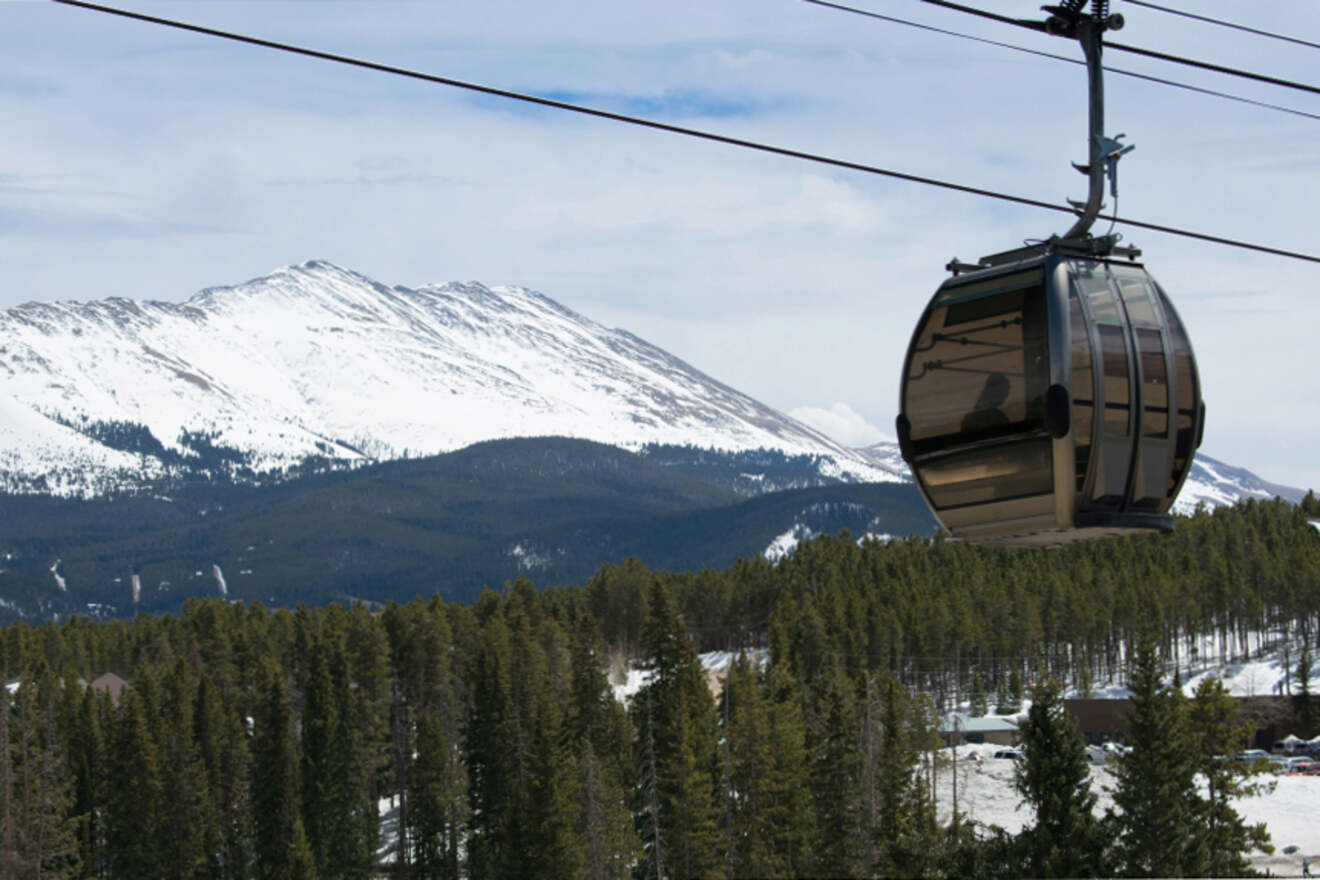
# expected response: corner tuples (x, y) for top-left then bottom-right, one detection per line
(1098, 325), (1131, 436)
(1069, 291), (1094, 492)
(1156, 288), (1199, 492)
(905, 283), (1048, 453)
(1137, 328), (1168, 438)
(918, 439), (1054, 510)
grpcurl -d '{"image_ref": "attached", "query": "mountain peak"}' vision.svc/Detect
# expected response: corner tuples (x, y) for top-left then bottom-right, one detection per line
(0, 262), (894, 497)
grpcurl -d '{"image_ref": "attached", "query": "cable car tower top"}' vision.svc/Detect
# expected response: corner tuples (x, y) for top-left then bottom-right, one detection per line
(957, 0), (1139, 272)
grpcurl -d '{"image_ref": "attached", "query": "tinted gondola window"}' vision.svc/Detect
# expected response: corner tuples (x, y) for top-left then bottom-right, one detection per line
(907, 274), (1048, 450)
(1116, 274), (1161, 326)
(919, 440), (1054, 510)
(1098, 326), (1131, 436)
(1156, 288), (1199, 492)
(1069, 291), (1094, 492)
(905, 272), (1052, 510)
(1137, 328), (1169, 438)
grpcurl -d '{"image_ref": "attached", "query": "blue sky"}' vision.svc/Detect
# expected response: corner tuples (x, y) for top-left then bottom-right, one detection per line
(2, 0), (1318, 489)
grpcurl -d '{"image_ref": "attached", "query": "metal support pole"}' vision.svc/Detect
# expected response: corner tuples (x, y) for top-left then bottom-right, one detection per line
(1062, 17), (1107, 240)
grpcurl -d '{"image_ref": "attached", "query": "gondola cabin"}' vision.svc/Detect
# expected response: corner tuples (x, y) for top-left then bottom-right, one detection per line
(896, 251), (1203, 547)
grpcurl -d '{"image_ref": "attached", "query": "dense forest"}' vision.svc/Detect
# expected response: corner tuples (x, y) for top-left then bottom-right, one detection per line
(0, 438), (933, 618)
(1, 495), (1317, 877)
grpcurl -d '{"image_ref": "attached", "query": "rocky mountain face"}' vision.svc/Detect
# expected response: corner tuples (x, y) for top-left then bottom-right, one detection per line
(0, 260), (896, 497)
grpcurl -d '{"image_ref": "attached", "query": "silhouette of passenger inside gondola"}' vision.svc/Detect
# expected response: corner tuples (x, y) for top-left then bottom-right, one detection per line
(961, 371), (1011, 437)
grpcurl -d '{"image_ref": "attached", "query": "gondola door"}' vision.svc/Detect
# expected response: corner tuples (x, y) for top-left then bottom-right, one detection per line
(1072, 262), (1138, 510)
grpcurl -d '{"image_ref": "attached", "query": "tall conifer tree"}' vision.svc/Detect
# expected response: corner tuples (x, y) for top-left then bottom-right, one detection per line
(631, 581), (723, 880)
(1111, 640), (1206, 877)
(252, 663), (318, 880)
(1014, 679), (1107, 877)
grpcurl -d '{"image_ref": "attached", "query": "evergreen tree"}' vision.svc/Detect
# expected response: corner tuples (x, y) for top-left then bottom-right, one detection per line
(523, 679), (583, 880)
(718, 653), (778, 877)
(1014, 679), (1107, 877)
(194, 673), (252, 880)
(251, 663), (318, 880)
(574, 739), (638, 880)
(1296, 640), (1315, 728)
(968, 670), (988, 717)
(6, 674), (79, 879)
(631, 581), (723, 880)
(760, 659), (811, 877)
(156, 659), (214, 879)
(805, 664), (861, 878)
(66, 685), (108, 877)
(407, 710), (468, 880)
(463, 605), (517, 880)
(1188, 678), (1273, 876)
(1111, 640), (1206, 877)
(106, 687), (164, 879)
(866, 673), (940, 877)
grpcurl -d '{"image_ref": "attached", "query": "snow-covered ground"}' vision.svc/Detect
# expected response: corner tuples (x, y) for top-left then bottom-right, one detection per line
(934, 743), (1320, 876)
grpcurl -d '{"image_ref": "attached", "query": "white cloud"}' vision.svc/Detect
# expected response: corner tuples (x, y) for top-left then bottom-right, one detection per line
(789, 402), (892, 448)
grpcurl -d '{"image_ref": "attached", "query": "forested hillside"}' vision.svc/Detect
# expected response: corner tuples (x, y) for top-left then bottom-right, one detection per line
(1, 496), (1317, 876)
(0, 437), (933, 621)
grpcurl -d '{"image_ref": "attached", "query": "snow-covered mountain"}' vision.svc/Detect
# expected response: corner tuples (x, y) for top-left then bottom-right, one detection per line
(0, 258), (1303, 512)
(0, 260), (895, 497)
(851, 441), (1307, 516)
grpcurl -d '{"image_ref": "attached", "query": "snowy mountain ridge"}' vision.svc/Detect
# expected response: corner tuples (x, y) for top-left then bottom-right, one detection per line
(0, 260), (897, 497)
(0, 259), (1302, 513)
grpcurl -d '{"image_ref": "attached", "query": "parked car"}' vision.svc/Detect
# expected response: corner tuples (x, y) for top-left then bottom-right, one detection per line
(1085, 745), (1107, 765)
(1285, 760), (1320, 776)
(993, 748), (1024, 761)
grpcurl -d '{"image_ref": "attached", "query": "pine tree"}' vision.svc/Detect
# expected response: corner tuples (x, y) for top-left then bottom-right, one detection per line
(194, 672), (252, 880)
(156, 659), (213, 879)
(252, 663), (318, 880)
(523, 680), (584, 880)
(969, 670), (988, 717)
(1296, 640), (1316, 728)
(66, 685), (108, 877)
(575, 739), (638, 880)
(718, 653), (778, 877)
(1111, 640), (1206, 877)
(106, 687), (164, 879)
(867, 673), (940, 877)
(408, 710), (468, 880)
(464, 606), (516, 880)
(1014, 679), (1107, 877)
(760, 659), (811, 877)
(6, 674), (79, 879)
(805, 664), (861, 878)
(631, 581), (723, 880)
(1188, 677), (1273, 875)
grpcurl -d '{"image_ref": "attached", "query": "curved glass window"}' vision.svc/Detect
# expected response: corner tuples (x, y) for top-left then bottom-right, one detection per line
(1068, 290), (1094, 492)
(906, 277), (1049, 452)
(904, 273), (1051, 510)
(1156, 287), (1200, 492)
(1137, 328), (1169, 438)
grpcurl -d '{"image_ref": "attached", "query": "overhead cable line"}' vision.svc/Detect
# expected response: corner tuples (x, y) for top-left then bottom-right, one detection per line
(51, 0), (1320, 265)
(1122, 0), (1320, 52)
(804, 0), (1320, 122)
(912, 0), (1320, 96)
